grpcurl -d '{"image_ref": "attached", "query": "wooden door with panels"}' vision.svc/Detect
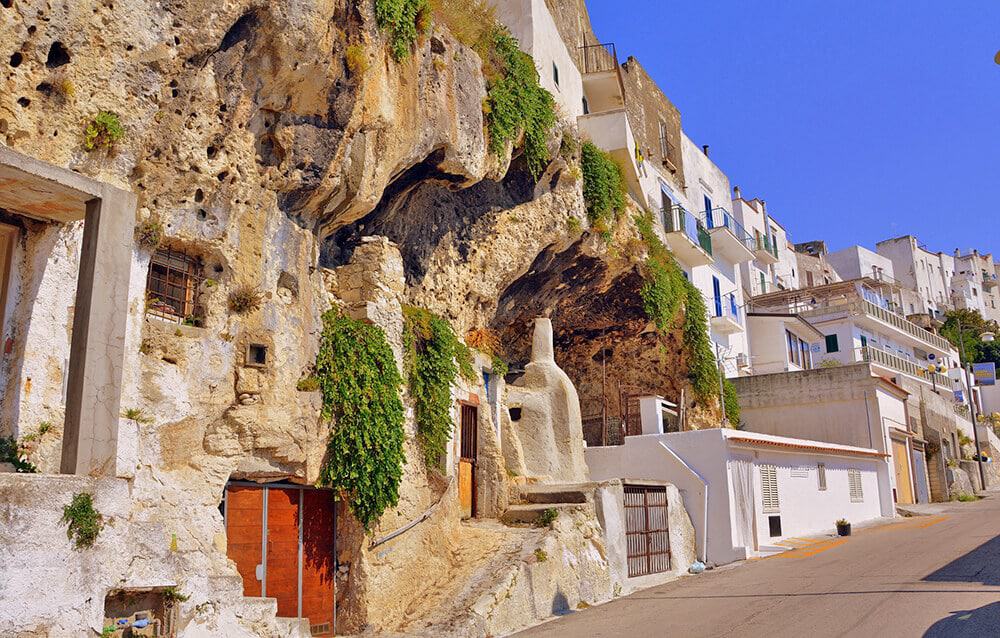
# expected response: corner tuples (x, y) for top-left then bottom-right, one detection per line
(458, 403), (479, 519)
(224, 483), (337, 636)
(892, 439), (915, 505)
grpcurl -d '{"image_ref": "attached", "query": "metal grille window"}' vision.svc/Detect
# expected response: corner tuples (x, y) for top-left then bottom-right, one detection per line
(817, 463), (827, 491)
(849, 469), (864, 502)
(760, 464), (780, 512)
(146, 247), (204, 323)
(623, 485), (671, 577)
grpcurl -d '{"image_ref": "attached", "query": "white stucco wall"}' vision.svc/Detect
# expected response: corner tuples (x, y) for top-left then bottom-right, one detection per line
(743, 447), (883, 545)
(490, 0), (585, 120)
(827, 245), (896, 283)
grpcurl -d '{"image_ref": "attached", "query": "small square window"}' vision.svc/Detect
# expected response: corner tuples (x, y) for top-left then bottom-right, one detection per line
(246, 343), (268, 367)
(146, 247), (204, 324)
(825, 334), (839, 353)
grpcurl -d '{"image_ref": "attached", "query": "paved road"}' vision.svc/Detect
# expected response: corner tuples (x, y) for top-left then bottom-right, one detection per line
(517, 496), (1000, 638)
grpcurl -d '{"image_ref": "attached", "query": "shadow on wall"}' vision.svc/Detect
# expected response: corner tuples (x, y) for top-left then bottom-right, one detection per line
(924, 601), (1000, 637)
(923, 534), (1000, 586)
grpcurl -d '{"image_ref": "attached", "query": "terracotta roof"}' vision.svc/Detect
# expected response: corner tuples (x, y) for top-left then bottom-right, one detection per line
(726, 435), (888, 459)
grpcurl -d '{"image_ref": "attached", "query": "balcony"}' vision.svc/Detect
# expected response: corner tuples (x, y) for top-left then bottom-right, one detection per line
(753, 234), (779, 264)
(711, 293), (743, 335)
(861, 346), (951, 388)
(663, 205), (713, 267)
(860, 298), (953, 353)
(580, 43), (625, 115)
(703, 208), (756, 263)
(985, 273), (998, 290)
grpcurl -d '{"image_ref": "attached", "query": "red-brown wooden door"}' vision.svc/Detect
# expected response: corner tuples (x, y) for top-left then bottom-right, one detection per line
(225, 484), (336, 636)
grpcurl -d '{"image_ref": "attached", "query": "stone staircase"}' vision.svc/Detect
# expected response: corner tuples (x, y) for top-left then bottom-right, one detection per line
(501, 482), (594, 525)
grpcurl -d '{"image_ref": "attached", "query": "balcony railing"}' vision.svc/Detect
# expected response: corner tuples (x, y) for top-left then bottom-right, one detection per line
(861, 346), (952, 388)
(860, 298), (953, 352)
(663, 205), (712, 256)
(754, 234), (779, 259)
(703, 208), (755, 250)
(715, 293), (741, 323)
(580, 42), (619, 74)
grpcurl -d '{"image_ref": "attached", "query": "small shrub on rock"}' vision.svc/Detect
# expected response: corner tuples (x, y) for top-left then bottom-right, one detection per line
(83, 111), (124, 151)
(228, 283), (262, 315)
(61, 492), (103, 549)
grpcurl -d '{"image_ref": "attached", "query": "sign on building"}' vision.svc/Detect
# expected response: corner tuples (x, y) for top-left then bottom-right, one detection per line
(973, 362), (996, 386)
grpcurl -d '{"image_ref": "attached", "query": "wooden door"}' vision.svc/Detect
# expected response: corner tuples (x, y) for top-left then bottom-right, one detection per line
(225, 486), (263, 597)
(892, 439), (914, 505)
(459, 404), (478, 519)
(265, 487), (300, 618)
(302, 490), (336, 636)
(225, 484), (337, 636)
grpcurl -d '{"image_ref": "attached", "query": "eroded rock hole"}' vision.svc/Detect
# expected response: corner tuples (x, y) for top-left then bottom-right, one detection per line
(45, 41), (69, 68)
(220, 10), (259, 52)
(9, 51), (22, 67)
(1, 0), (12, 9)
(17, 97), (30, 107)
(194, 189), (204, 203)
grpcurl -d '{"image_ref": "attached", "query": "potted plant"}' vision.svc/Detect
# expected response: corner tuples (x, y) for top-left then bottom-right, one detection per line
(836, 518), (851, 536)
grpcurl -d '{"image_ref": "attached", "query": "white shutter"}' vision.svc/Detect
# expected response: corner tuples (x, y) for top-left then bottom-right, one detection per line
(817, 463), (827, 491)
(849, 469), (864, 502)
(760, 464), (780, 512)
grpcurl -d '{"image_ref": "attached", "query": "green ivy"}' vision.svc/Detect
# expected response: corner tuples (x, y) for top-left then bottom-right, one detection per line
(723, 378), (741, 425)
(374, 0), (430, 61)
(61, 492), (103, 549)
(83, 111), (124, 151)
(484, 27), (556, 178)
(635, 212), (724, 407)
(581, 141), (627, 235)
(403, 306), (475, 468)
(315, 310), (406, 531)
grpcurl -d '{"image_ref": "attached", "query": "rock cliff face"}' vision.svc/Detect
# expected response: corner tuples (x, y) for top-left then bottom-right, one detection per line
(1, 1), (708, 634)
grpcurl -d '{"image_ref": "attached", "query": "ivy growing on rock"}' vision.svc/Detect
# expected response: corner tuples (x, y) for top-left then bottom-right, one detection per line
(374, 0), (430, 61)
(581, 141), (627, 237)
(403, 306), (476, 468)
(315, 310), (405, 531)
(483, 27), (556, 178)
(635, 212), (737, 423)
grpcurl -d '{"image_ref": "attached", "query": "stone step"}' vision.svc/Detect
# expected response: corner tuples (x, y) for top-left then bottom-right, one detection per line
(517, 482), (594, 505)
(501, 503), (580, 525)
(275, 617), (313, 638)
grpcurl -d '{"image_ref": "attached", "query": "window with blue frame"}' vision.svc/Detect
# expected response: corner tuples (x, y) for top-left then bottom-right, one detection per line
(704, 195), (713, 227)
(712, 276), (722, 317)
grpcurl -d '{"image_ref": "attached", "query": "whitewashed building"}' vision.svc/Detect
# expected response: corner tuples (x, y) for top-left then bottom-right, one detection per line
(586, 428), (889, 565)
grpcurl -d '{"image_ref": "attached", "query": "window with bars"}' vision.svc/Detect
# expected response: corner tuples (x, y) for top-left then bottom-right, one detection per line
(848, 469), (864, 502)
(760, 464), (780, 513)
(146, 247), (204, 324)
(817, 463), (827, 491)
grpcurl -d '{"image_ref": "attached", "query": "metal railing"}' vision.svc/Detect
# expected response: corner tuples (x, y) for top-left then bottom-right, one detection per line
(580, 42), (619, 74)
(703, 208), (755, 250)
(861, 346), (952, 388)
(713, 292), (742, 324)
(754, 234), (779, 258)
(663, 205), (713, 256)
(860, 298), (953, 352)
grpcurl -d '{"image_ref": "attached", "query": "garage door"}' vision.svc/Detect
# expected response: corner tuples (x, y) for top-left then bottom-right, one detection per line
(224, 483), (337, 636)
(623, 485), (671, 577)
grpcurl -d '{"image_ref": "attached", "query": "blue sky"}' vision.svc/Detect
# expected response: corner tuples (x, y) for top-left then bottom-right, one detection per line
(585, 1), (1000, 256)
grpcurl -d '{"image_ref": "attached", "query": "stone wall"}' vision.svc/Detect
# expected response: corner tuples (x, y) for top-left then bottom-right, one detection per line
(620, 57), (685, 189)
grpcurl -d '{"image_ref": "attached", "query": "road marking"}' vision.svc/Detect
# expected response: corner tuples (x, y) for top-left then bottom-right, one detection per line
(775, 538), (848, 559)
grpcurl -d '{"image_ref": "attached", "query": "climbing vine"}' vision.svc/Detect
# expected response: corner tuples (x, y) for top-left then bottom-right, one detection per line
(403, 306), (476, 468)
(581, 141), (627, 236)
(635, 212), (735, 421)
(483, 27), (557, 178)
(723, 378), (740, 425)
(315, 310), (406, 531)
(374, 0), (431, 61)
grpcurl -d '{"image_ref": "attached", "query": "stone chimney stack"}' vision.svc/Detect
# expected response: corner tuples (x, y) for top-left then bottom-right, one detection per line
(702, 144), (710, 157)
(733, 185), (741, 199)
(531, 317), (555, 363)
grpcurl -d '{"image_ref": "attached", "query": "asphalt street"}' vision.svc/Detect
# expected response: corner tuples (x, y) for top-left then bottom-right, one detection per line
(517, 496), (1000, 638)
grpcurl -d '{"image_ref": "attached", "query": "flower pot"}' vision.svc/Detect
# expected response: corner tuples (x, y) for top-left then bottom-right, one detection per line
(836, 522), (852, 537)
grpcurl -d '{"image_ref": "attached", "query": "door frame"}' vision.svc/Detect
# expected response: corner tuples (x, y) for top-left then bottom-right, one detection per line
(223, 481), (338, 635)
(458, 402), (479, 518)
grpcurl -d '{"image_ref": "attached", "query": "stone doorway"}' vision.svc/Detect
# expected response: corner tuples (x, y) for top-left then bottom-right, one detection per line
(223, 482), (338, 636)
(459, 403), (479, 519)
